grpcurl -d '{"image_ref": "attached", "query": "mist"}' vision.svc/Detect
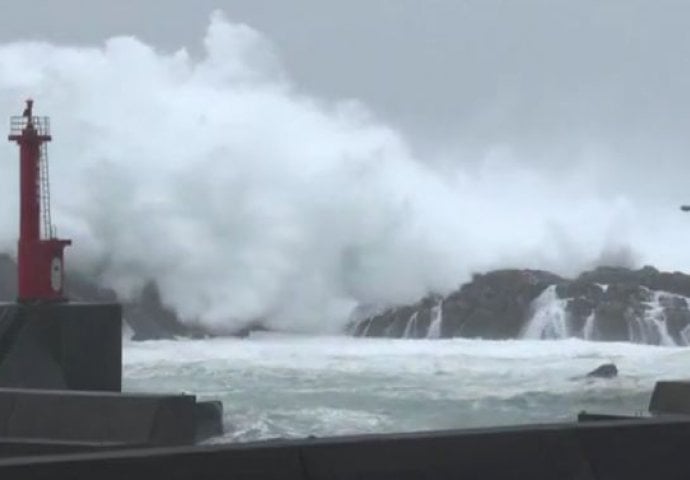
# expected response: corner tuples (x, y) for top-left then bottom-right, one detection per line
(0, 11), (689, 333)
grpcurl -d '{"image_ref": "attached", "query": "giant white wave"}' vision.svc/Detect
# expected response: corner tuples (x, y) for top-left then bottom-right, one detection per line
(0, 12), (689, 333)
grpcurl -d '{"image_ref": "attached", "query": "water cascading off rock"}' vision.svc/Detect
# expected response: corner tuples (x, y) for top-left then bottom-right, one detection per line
(352, 266), (690, 346)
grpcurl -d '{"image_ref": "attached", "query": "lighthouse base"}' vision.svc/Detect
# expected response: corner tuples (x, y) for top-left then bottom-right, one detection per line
(0, 302), (224, 448)
(0, 302), (121, 391)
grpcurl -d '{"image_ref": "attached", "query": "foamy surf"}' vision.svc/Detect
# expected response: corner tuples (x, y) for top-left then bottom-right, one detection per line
(123, 335), (690, 442)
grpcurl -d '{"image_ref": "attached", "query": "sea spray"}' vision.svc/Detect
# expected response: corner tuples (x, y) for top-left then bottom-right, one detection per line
(0, 12), (687, 334)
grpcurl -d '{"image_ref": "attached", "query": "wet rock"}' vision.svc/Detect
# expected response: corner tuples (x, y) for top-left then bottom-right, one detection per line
(229, 321), (269, 338)
(446, 270), (562, 339)
(352, 266), (690, 345)
(357, 295), (441, 339)
(578, 266), (690, 298)
(661, 295), (690, 345)
(125, 281), (191, 341)
(586, 363), (618, 378)
(354, 269), (561, 339)
(556, 281), (605, 302)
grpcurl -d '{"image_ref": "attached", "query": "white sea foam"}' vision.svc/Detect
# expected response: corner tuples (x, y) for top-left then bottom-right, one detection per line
(123, 335), (689, 442)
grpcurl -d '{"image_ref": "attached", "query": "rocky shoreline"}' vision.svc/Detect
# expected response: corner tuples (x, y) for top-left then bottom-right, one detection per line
(350, 266), (690, 346)
(4, 251), (690, 345)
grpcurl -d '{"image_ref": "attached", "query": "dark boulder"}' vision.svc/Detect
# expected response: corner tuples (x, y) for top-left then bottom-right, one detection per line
(586, 363), (618, 379)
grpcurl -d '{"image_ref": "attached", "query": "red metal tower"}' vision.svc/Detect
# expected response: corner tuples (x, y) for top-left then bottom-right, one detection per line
(8, 99), (71, 302)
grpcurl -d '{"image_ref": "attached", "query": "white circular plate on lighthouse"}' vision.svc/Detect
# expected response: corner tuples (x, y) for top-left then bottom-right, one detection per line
(51, 257), (62, 292)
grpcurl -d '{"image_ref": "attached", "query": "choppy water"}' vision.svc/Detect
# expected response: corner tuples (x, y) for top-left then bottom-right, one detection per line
(122, 334), (690, 443)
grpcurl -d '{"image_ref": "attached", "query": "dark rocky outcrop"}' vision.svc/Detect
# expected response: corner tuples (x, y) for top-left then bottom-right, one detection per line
(353, 269), (561, 340)
(353, 294), (444, 339)
(123, 281), (199, 341)
(443, 270), (562, 339)
(556, 267), (690, 345)
(577, 266), (690, 298)
(352, 266), (690, 346)
(586, 363), (618, 379)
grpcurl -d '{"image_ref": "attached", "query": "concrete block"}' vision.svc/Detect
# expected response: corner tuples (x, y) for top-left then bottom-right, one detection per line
(0, 442), (305, 480)
(299, 425), (590, 479)
(574, 417), (690, 479)
(0, 388), (196, 447)
(0, 438), (129, 458)
(3, 418), (690, 479)
(577, 412), (641, 422)
(649, 380), (690, 415)
(0, 302), (121, 391)
(195, 401), (223, 442)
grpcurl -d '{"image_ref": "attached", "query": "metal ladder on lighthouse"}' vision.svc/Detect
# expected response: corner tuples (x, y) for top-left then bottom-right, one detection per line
(38, 142), (54, 240)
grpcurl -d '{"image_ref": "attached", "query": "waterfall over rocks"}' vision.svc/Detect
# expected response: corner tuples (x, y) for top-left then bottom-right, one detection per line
(521, 284), (690, 345)
(426, 303), (443, 339)
(521, 286), (569, 340)
(402, 312), (419, 338)
(583, 313), (596, 340)
(351, 269), (560, 340)
(351, 266), (690, 346)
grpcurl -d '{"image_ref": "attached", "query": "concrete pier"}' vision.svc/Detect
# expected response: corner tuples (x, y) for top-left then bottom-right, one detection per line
(0, 388), (199, 447)
(2, 416), (690, 479)
(0, 302), (121, 391)
(649, 380), (690, 415)
(0, 302), (223, 447)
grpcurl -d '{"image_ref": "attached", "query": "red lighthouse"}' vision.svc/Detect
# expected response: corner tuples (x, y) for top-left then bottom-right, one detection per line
(8, 99), (71, 302)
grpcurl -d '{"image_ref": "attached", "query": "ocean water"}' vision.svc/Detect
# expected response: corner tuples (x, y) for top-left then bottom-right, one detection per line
(122, 334), (690, 443)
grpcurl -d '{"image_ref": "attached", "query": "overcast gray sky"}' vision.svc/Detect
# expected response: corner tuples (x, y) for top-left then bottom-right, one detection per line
(2, 2), (688, 141)
(3, 1), (690, 325)
(2, 1), (690, 197)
